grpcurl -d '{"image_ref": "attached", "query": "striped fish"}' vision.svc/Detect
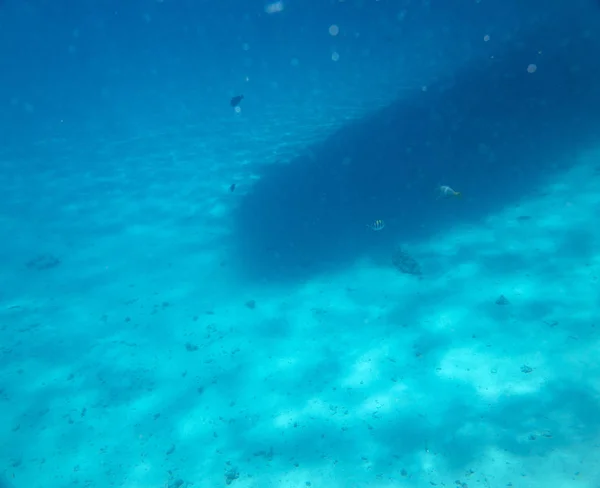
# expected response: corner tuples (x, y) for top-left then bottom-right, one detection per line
(367, 219), (385, 231)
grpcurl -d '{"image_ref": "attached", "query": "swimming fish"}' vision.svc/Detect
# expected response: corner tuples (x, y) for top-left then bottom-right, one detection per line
(230, 95), (244, 107)
(230, 183), (236, 192)
(437, 185), (461, 198)
(367, 219), (385, 231)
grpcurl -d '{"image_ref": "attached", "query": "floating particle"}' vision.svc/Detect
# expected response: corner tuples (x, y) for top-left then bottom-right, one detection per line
(527, 63), (537, 73)
(331, 51), (340, 61)
(265, 1), (284, 13)
(329, 24), (339, 36)
(483, 34), (490, 42)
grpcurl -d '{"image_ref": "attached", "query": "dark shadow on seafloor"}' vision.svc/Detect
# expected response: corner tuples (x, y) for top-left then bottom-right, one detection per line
(232, 11), (600, 284)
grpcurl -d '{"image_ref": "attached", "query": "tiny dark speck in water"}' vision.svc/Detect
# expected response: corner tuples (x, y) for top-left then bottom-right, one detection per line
(230, 95), (244, 107)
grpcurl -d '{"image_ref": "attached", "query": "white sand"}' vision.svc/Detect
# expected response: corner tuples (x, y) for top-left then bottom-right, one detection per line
(1, 132), (600, 488)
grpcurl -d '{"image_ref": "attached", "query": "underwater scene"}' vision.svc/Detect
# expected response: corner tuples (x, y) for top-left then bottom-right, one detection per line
(1, 0), (600, 487)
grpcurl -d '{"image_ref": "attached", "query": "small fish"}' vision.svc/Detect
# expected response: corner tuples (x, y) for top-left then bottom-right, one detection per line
(367, 219), (385, 231)
(230, 95), (244, 108)
(437, 185), (461, 198)
(230, 183), (236, 192)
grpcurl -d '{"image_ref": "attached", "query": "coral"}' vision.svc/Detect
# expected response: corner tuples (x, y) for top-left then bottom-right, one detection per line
(391, 248), (421, 276)
(26, 253), (60, 270)
(225, 467), (239, 485)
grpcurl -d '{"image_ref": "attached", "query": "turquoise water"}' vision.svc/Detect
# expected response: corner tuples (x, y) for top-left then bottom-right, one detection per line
(2, 1), (600, 487)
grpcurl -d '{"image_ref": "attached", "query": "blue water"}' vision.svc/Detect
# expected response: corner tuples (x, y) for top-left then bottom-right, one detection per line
(2, 0), (600, 487)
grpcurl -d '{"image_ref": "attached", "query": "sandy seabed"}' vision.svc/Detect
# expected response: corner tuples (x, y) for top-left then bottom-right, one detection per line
(1, 137), (600, 488)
